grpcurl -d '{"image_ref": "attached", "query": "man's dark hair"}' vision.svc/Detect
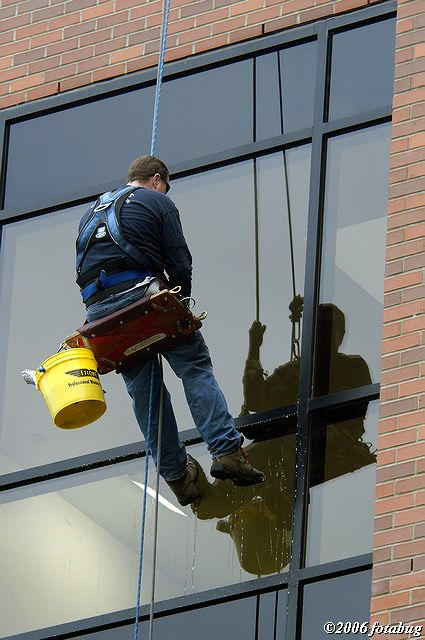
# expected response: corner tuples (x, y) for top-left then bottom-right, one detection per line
(127, 155), (169, 183)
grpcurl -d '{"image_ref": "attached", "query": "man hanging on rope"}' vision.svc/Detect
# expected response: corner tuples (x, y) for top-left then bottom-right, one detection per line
(75, 155), (265, 506)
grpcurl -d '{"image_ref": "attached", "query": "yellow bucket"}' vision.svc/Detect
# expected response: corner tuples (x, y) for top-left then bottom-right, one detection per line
(35, 348), (106, 429)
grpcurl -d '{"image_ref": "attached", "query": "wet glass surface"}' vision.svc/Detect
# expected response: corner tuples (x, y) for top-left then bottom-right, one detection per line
(314, 124), (391, 396)
(169, 148), (310, 426)
(328, 19), (396, 121)
(0, 438), (292, 637)
(305, 401), (378, 567)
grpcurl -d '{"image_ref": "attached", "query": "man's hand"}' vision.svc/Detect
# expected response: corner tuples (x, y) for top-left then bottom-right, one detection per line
(249, 320), (266, 348)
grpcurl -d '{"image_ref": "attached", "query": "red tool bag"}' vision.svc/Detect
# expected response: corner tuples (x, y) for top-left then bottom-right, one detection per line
(64, 288), (205, 374)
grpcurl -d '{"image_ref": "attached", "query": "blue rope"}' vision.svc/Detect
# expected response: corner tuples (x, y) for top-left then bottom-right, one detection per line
(134, 2), (171, 636)
(133, 359), (156, 640)
(150, 0), (171, 156)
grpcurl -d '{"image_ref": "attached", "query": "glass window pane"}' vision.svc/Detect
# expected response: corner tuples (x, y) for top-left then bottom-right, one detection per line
(157, 60), (253, 165)
(305, 401), (378, 567)
(255, 41), (317, 140)
(314, 124), (391, 397)
(0, 436), (291, 637)
(280, 40), (317, 133)
(4, 88), (154, 214)
(0, 206), (143, 475)
(328, 19), (396, 121)
(168, 148), (310, 426)
(60, 598), (257, 640)
(302, 571), (372, 640)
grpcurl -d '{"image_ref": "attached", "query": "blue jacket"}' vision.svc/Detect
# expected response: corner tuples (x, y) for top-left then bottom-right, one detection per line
(76, 186), (193, 298)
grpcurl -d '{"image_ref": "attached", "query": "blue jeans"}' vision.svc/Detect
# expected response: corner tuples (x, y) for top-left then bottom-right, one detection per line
(86, 285), (242, 481)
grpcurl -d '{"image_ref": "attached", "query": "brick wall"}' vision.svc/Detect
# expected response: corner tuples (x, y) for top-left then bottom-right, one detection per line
(371, 0), (425, 634)
(0, 0), (377, 110)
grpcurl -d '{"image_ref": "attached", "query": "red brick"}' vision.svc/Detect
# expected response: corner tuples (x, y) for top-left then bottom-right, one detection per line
(373, 547), (392, 563)
(377, 449), (397, 465)
(81, 1), (114, 20)
(392, 572), (425, 592)
(370, 591), (410, 612)
(403, 284), (425, 303)
(30, 30), (62, 48)
(381, 385), (399, 402)
(384, 291), (403, 308)
(394, 539), (425, 559)
(10, 73), (44, 92)
(373, 559), (412, 579)
(13, 47), (44, 64)
(17, 0), (49, 13)
(0, 12), (31, 32)
(92, 62), (126, 82)
(29, 55), (61, 73)
(401, 347), (425, 366)
(16, 20), (48, 39)
(194, 34), (228, 53)
(59, 72), (92, 91)
(390, 604), (425, 624)
(405, 222), (425, 241)
(375, 494), (414, 516)
(416, 490), (425, 505)
(110, 44), (142, 63)
(379, 429), (418, 450)
(229, 0), (263, 16)
(129, 1), (161, 19)
(0, 92), (26, 109)
(380, 397), (418, 419)
(392, 106), (411, 123)
(62, 45), (94, 64)
(376, 481), (395, 499)
(64, 19), (96, 38)
(382, 353), (401, 371)
(382, 333), (421, 354)
(374, 526), (413, 548)
(80, 28), (113, 46)
(77, 53), (109, 73)
(397, 442), (425, 462)
(371, 579), (390, 596)
(374, 515), (394, 532)
(400, 379), (425, 397)
(0, 64), (27, 83)
(263, 14), (297, 32)
(168, 16), (196, 34)
(382, 321), (401, 338)
(113, 17), (146, 37)
(65, 0), (95, 12)
(389, 209), (425, 232)
(26, 82), (59, 101)
(32, 4), (64, 22)
(125, 52), (158, 72)
(45, 63), (77, 81)
(97, 10), (129, 29)
(180, 0), (214, 18)
(407, 193), (425, 209)
(47, 37), (79, 55)
(395, 506), (425, 526)
(397, 474), (425, 494)
(399, 410), (425, 429)
(213, 16), (245, 35)
(381, 364), (420, 386)
(412, 587), (425, 603)
(164, 43), (194, 61)
(48, 13), (81, 29)
(195, 7), (229, 26)
(388, 197), (406, 215)
(377, 461), (415, 482)
(94, 37), (126, 55)
(180, 24), (212, 43)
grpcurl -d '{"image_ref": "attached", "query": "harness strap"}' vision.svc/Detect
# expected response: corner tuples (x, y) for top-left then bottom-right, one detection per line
(80, 269), (155, 303)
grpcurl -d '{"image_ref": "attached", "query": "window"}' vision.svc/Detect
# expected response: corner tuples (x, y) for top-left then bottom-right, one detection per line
(0, 6), (395, 639)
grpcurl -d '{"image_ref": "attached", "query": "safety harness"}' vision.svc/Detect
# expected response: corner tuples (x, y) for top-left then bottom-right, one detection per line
(76, 185), (157, 303)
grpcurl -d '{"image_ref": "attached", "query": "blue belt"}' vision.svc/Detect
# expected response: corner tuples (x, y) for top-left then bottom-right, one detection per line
(80, 269), (155, 303)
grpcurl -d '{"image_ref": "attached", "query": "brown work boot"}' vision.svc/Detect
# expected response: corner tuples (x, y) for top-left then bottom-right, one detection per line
(210, 447), (265, 486)
(166, 454), (200, 506)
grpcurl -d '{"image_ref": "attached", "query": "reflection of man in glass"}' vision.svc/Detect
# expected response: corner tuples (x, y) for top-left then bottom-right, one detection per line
(191, 302), (375, 576)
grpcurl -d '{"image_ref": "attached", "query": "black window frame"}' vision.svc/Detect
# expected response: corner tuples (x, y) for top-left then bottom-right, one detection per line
(0, 3), (396, 639)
